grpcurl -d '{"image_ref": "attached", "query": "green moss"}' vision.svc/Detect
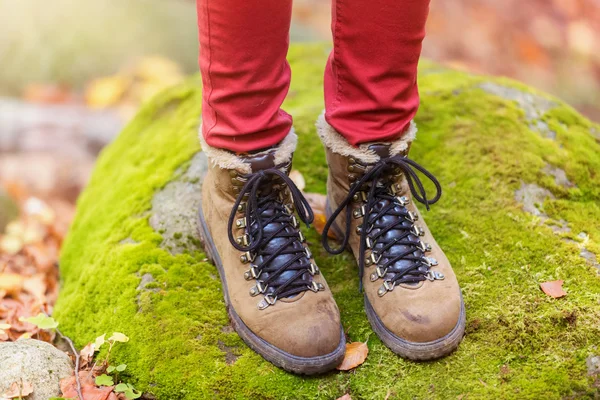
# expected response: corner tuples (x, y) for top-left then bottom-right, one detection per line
(54, 44), (600, 399)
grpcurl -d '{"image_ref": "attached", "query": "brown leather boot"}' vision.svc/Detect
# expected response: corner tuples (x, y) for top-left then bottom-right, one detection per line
(317, 115), (465, 360)
(197, 131), (345, 374)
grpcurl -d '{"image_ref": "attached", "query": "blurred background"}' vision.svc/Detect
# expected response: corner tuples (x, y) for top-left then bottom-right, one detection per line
(0, 0), (599, 214)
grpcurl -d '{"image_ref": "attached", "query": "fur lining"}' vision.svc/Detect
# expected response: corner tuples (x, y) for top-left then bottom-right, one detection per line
(198, 124), (297, 173)
(316, 111), (416, 163)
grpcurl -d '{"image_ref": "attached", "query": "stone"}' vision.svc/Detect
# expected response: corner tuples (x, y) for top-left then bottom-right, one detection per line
(0, 339), (73, 400)
(53, 45), (600, 399)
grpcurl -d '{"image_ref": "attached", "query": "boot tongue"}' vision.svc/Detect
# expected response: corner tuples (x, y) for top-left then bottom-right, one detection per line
(367, 143), (391, 159)
(241, 152), (276, 173)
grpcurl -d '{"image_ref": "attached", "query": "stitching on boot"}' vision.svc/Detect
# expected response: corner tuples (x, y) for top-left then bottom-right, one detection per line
(198, 124), (297, 173)
(315, 111), (416, 163)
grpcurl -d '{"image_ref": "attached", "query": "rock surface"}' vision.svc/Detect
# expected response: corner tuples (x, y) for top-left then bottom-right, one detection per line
(0, 339), (73, 400)
(54, 45), (600, 399)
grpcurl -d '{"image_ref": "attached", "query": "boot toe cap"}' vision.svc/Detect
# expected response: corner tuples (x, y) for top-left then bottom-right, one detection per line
(248, 296), (344, 358)
(379, 290), (463, 343)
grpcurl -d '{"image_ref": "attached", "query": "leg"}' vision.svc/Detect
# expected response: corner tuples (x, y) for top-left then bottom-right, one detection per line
(197, 0), (293, 152)
(324, 0), (430, 145)
(319, 0), (465, 360)
(196, 0), (346, 374)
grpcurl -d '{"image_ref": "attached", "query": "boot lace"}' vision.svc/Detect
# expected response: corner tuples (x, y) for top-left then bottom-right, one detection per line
(322, 155), (443, 295)
(227, 166), (323, 310)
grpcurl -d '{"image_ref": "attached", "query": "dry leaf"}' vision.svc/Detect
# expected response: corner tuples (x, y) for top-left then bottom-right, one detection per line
(337, 395), (352, 400)
(0, 237), (23, 255)
(1, 380), (34, 398)
(86, 76), (128, 109)
(22, 83), (73, 104)
(0, 274), (24, 297)
(80, 342), (96, 367)
(540, 280), (567, 298)
(61, 372), (114, 400)
(337, 341), (369, 371)
(289, 170), (306, 191)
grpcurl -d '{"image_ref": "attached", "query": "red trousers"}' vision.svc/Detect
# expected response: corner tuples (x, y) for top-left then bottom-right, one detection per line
(197, 0), (430, 153)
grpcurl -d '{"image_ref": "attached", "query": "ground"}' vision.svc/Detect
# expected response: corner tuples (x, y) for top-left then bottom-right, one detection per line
(53, 44), (600, 399)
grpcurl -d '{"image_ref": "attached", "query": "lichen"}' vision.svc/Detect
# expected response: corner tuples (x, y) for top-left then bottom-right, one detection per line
(54, 44), (600, 399)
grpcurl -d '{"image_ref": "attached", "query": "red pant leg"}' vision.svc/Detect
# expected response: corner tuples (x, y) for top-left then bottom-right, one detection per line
(197, 0), (293, 153)
(324, 0), (430, 145)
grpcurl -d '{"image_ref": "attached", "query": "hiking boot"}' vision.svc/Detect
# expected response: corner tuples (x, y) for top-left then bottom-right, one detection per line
(317, 115), (465, 360)
(197, 130), (346, 374)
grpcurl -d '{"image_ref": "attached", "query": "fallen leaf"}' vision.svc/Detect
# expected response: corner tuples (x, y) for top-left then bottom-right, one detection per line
(540, 280), (567, 298)
(0, 237), (23, 255)
(289, 170), (306, 191)
(1, 380), (34, 398)
(61, 373), (114, 400)
(0, 274), (24, 296)
(336, 341), (369, 371)
(86, 76), (128, 109)
(80, 342), (96, 366)
(22, 83), (73, 104)
(336, 395), (352, 400)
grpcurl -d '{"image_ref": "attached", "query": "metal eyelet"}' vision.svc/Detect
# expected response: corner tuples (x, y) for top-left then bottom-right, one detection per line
(240, 251), (255, 264)
(291, 216), (299, 228)
(352, 192), (367, 202)
(425, 270), (445, 281)
(353, 205), (366, 219)
(397, 196), (409, 206)
(378, 280), (395, 296)
(236, 234), (250, 246)
(411, 225), (425, 236)
(356, 226), (362, 234)
(366, 236), (374, 249)
(406, 211), (418, 222)
(308, 262), (320, 275)
(371, 266), (387, 282)
(423, 256), (439, 267)
(365, 252), (380, 266)
(308, 281), (325, 292)
(237, 203), (246, 212)
(419, 241), (432, 252)
(235, 218), (247, 228)
(249, 280), (267, 296)
(298, 231), (305, 242)
(258, 294), (277, 310)
(244, 264), (261, 280)
(305, 247), (312, 259)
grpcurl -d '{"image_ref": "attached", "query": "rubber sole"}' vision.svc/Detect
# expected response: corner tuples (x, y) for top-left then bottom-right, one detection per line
(325, 199), (466, 361)
(197, 199), (346, 375)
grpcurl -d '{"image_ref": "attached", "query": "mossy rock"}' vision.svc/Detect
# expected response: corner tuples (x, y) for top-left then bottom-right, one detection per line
(54, 44), (600, 399)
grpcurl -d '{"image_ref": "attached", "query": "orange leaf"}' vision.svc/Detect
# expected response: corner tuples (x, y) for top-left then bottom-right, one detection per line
(1, 380), (34, 398)
(336, 341), (368, 371)
(61, 372), (113, 400)
(540, 280), (567, 298)
(0, 273), (24, 296)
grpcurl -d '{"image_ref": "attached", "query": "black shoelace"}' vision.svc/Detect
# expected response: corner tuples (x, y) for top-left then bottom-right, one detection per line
(227, 167), (320, 307)
(322, 155), (442, 292)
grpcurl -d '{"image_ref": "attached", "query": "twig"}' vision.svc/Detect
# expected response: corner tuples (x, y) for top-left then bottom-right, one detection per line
(54, 326), (84, 400)
(41, 308), (84, 400)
